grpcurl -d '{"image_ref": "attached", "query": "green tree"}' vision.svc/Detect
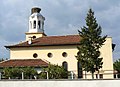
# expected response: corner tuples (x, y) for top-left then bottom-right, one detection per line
(39, 64), (68, 79)
(11, 67), (22, 79)
(114, 59), (120, 78)
(3, 67), (37, 79)
(3, 67), (12, 79)
(22, 67), (37, 79)
(76, 8), (107, 79)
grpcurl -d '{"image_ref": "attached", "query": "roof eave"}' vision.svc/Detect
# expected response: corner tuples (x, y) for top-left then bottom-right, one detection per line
(4, 43), (80, 48)
(0, 65), (48, 68)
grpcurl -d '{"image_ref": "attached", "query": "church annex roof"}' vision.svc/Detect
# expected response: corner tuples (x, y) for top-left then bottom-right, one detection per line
(5, 35), (81, 48)
(0, 59), (49, 68)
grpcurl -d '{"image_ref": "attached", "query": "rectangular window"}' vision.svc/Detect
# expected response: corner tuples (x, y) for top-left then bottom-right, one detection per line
(99, 74), (103, 79)
(34, 21), (36, 29)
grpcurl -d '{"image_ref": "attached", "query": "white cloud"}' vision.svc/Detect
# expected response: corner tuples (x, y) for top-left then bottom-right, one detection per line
(0, 0), (120, 60)
(0, 37), (11, 58)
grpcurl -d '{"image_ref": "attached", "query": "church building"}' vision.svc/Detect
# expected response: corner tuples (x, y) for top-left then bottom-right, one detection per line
(0, 7), (114, 79)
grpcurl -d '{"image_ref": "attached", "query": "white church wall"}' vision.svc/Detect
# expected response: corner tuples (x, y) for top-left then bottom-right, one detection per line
(9, 37), (113, 79)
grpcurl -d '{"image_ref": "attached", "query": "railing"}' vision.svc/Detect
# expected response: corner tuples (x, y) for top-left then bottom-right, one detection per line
(0, 71), (119, 80)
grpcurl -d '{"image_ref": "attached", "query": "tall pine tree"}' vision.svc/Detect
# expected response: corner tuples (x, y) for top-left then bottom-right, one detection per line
(76, 8), (107, 79)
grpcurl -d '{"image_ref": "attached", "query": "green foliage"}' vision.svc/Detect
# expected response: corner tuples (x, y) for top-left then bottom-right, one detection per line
(76, 8), (107, 79)
(39, 64), (68, 79)
(114, 59), (120, 78)
(3, 67), (37, 79)
(3, 67), (12, 78)
(3, 65), (68, 79)
(114, 59), (120, 71)
(22, 67), (37, 79)
(38, 72), (47, 79)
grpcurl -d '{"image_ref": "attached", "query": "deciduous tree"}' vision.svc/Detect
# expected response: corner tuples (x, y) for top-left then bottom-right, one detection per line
(39, 64), (68, 79)
(3, 67), (37, 79)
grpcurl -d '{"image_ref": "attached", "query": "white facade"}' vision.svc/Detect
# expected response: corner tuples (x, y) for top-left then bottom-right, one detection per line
(9, 38), (114, 79)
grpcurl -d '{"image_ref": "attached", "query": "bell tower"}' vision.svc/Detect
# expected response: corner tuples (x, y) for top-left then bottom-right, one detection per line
(26, 7), (46, 41)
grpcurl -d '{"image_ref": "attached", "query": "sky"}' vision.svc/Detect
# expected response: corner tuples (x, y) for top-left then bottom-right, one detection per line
(0, 0), (120, 61)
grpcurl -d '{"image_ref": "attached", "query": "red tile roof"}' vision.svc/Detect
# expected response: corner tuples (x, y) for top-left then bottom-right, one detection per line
(0, 59), (49, 67)
(5, 35), (81, 48)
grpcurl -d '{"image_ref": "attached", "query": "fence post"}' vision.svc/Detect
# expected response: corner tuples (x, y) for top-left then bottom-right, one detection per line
(46, 71), (49, 79)
(22, 72), (24, 80)
(0, 72), (1, 80)
(71, 71), (74, 79)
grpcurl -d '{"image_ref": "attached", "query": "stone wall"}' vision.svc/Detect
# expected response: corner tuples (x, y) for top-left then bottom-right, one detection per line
(0, 79), (120, 87)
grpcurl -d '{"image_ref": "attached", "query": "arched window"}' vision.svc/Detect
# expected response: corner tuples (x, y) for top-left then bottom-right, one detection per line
(38, 21), (41, 29)
(62, 61), (68, 71)
(33, 20), (36, 29)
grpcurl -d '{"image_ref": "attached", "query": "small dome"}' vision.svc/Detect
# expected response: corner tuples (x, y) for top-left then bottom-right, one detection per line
(31, 7), (41, 14)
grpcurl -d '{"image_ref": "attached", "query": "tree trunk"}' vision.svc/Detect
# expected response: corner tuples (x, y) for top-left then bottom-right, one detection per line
(85, 71), (87, 79)
(92, 72), (94, 79)
(98, 70), (99, 79)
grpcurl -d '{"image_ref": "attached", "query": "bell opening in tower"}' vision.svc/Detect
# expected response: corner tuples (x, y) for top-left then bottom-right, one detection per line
(33, 20), (36, 29)
(38, 21), (41, 29)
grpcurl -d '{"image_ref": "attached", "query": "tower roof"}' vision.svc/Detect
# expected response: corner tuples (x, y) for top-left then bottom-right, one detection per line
(31, 7), (41, 14)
